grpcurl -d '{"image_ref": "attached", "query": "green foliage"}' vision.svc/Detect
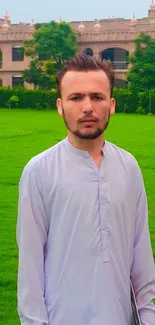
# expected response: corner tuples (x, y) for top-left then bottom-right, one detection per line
(23, 59), (57, 90)
(136, 106), (146, 115)
(7, 95), (20, 108)
(127, 32), (155, 92)
(113, 87), (155, 114)
(23, 21), (78, 89)
(113, 88), (138, 113)
(0, 87), (58, 109)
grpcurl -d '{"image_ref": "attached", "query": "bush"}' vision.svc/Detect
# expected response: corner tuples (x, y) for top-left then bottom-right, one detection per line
(136, 106), (146, 115)
(113, 88), (155, 114)
(137, 90), (155, 115)
(0, 87), (58, 109)
(0, 87), (13, 108)
(113, 88), (139, 113)
(7, 95), (19, 108)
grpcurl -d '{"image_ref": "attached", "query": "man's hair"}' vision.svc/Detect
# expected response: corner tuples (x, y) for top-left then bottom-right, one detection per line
(56, 54), (115, 97)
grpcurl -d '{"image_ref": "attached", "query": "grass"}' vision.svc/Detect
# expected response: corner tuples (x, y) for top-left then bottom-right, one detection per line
(0, 109), (155, 324)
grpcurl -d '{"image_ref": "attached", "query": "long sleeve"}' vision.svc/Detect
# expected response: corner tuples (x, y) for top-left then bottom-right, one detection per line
(131, 166), (155, 325)
(16, 163), (49, 325)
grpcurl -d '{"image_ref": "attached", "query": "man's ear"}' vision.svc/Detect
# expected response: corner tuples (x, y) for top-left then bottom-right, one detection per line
(110, 98), (116, 116)
(56, 98), (63, 116)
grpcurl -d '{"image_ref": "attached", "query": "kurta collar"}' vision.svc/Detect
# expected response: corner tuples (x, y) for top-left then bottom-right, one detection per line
(64, 136), (107, 158)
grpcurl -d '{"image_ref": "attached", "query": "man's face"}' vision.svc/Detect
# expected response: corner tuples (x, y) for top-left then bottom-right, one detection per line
(57, 70), (115, 140)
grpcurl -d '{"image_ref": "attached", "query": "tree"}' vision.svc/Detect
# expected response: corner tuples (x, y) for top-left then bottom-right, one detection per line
(23, 21), (78, 89)
(127, 32), (155, 92)
(23, 59), (57, 89)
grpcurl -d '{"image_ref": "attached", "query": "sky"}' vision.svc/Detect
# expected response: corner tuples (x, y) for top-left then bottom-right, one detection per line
(0, 0), (153, 24)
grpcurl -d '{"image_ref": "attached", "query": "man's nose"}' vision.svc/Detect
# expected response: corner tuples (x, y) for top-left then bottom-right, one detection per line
(82, 97), (93, 113)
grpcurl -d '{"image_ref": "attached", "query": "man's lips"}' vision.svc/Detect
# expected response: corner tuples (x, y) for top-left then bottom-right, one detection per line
(78, 117), (98, 124)
(81, 119), (97, 123)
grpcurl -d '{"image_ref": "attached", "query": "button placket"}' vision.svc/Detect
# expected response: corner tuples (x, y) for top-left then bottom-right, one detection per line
(99, 167), (110, 262)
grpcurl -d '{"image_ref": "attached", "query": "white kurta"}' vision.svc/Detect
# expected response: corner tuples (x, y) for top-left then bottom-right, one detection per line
(17, 138), (155, 325)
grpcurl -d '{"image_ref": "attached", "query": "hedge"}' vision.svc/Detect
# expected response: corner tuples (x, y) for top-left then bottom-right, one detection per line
(113, 88), (155, 114)
(0, 87), (58, 110)
(0, 87), (155, 114)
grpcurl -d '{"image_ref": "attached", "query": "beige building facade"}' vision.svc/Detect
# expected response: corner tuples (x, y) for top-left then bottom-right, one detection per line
(0, 2), (155, 88)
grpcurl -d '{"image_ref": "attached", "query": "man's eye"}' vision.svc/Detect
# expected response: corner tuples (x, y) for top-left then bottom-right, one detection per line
(93, 96), (103, 101)
(71, 97), (81, 101)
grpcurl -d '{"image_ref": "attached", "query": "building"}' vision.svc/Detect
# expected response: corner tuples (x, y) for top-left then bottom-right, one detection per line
(0, 2), (155, 88)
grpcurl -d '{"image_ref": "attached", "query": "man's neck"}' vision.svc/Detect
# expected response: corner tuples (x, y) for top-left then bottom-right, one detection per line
(68, 132), (105, 158)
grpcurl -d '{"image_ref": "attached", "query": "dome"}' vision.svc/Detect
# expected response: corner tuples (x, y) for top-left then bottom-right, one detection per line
(149, 0), (155, 10)
(130, 15), (137, 26)
(94, 20), (101, 32)
(78, 22), (85, 33)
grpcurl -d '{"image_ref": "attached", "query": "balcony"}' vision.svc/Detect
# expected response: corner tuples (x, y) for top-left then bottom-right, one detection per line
(111, 61), (129, 70)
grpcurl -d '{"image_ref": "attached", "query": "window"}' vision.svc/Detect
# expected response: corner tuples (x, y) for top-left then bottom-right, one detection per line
(101, 48), (129, 70)
(12, 46), (24, 61)
(12, 76), (24, 87)
(84, 48), (93, 57)
(0, 79), (2, 87)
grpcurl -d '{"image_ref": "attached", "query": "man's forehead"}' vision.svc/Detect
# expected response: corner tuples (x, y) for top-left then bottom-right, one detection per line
(61, 70), (110, 91)
(62, 70), (108, 81)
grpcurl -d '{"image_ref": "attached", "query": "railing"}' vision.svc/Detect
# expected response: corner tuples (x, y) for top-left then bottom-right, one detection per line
(111, 61), (129, 70)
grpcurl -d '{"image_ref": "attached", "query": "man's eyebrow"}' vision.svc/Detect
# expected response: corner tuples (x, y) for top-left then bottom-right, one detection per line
(67, 92), (105, 98)
(68, 92), (83, 96)
(67, 92), (84, 99)
(91, 92), (105, 96)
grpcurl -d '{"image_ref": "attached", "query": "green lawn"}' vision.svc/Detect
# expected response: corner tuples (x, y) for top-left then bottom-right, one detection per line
(0, 109), (155, 324)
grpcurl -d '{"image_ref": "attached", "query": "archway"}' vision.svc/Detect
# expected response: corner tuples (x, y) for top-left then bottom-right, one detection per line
(101, 48), (129, 70)
(83, 48), (93, 56)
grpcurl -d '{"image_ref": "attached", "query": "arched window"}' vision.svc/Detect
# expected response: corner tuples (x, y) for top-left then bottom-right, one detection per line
(84, 48), (94, 57)
(101, 48), (129, 70)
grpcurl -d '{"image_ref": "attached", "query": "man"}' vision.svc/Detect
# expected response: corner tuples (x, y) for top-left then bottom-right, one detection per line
(16, 54), (155, 325)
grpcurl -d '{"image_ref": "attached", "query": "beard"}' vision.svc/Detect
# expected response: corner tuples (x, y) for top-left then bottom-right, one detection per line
(61, 107), (110, 140)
